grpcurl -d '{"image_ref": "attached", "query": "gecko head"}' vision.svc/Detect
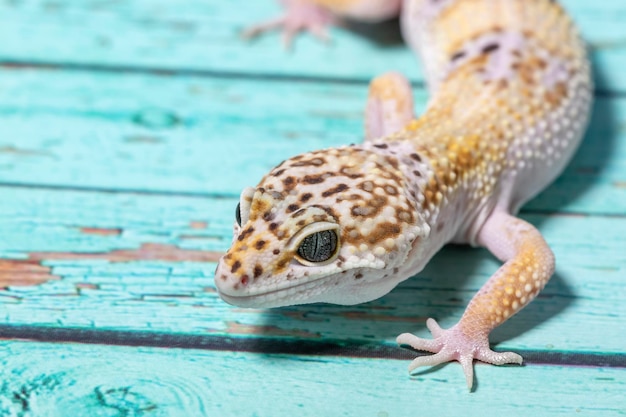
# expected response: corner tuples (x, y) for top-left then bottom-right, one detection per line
(214, 145), (430, 308)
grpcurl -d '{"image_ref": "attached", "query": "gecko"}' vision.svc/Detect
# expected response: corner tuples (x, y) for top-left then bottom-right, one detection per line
(215, 0), (592, 389)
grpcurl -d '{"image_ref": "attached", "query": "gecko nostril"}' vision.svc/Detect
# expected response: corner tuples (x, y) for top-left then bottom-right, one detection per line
(220, 274), (228, 281)
(241, 275), (250, 286)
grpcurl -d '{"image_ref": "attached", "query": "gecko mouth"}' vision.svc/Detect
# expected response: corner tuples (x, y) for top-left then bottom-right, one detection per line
(216, 274), (338, 309)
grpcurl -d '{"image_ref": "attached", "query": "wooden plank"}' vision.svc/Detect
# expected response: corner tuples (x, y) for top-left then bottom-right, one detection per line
(1, 1), (625, 92)
(0, 186), (624, 353)
(0, 67), (623, 215)
(0, 341), (623, 416)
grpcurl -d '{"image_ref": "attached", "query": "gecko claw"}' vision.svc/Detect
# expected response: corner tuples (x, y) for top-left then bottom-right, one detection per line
(397, 318), (523, 390)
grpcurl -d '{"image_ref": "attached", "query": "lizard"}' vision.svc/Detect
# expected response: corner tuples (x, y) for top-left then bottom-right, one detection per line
(214, 0), (592, 389)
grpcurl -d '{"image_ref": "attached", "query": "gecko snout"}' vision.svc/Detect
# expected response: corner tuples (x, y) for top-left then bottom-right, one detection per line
(213, 256), (251, 298)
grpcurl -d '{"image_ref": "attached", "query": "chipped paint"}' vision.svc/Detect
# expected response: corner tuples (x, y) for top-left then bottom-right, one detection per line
(0, 259), (59, 287)
(218, 321), (321, 339)
(0, 244), (223, 288)
(79, 227), (122, 236)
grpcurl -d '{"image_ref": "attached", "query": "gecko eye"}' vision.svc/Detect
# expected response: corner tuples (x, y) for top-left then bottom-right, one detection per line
(296, 230), (338, 264)
(235, 203), (242, 226)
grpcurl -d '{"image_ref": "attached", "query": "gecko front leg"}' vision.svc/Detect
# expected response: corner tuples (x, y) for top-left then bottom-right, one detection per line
(398, 211), (555, 389)
(365, 72), (415, 141)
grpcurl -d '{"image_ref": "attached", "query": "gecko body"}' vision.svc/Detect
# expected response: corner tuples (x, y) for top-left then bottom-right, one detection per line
(216, 0), (591, 388)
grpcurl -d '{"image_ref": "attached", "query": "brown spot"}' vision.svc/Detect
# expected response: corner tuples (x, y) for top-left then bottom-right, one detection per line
(272, 169), (286, 177)
(273, 249), (280, 255)
(276, 258), (288, 271)
(321, 184), (348, 197)
(237, 226), (255, 242)
(269, 223), (278, 235)
(384, 185), (398, 195)
(80, 227), (122, 236)
(251, 199), (270, 214)
(291, 158), (325, 167)
(231, 260), (242, 273)
(300, 193), (313, 203)
(303, 175), (325, 185)
(451, 50), (466, 61)
(410, 153), (422, 162)
(253, 265), (263, 278)
(481, 42), (500, 54)
(355, 273), (363, 280)
(367, 222), (401, 245)
(282, 176), (297, 191)
(359, 181), (375, 193)
(374, 196), (388, 207)
(255, 240), (267, 250)
(318, 205), (338, 219)
(339, 166), (364, 179)
(286, 204), (300, 213)
(373, 143), (388, 149)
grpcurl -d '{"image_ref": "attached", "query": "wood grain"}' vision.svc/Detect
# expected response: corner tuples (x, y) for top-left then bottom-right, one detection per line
(0, 341), (624, 417)
(0, 0), (623, 411)
(1, 0), (626, 92)
(0, 186), (624, 354)
(0, 68), (623, 214)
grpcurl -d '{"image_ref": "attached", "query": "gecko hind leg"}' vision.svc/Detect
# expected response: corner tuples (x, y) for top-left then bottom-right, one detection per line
(242, 0), (335, 49)
(365, 72), (415, 141)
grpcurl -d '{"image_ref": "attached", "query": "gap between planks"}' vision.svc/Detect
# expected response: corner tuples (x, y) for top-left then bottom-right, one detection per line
(0, 60), (623, 98)
(1, 325), (625, 369)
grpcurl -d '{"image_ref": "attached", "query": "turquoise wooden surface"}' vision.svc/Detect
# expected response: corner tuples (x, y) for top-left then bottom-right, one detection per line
(0, 0), (624, 415)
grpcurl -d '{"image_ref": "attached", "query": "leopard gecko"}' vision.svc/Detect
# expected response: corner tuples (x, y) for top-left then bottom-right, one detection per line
(214, 0), (592, 389)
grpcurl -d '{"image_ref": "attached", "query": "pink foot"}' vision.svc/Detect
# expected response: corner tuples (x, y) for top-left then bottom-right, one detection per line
(397, 318), (523, 390)
(242, 0), (335, 49)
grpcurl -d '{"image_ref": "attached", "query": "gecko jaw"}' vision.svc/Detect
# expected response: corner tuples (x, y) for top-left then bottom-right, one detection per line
(216, 271), (341, 308)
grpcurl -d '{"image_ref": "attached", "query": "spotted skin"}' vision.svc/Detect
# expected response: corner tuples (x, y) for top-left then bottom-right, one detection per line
(217, 0), (592, 389)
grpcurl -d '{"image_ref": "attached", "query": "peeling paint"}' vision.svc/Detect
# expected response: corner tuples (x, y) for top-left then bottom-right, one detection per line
(218, 321), (320, 339)
(0, 244), (223, 288)
(0, 259), (59, 287)
(29, 243), (223, 263)
(79, 227), (122, 236)
(188, 221), (208, 230)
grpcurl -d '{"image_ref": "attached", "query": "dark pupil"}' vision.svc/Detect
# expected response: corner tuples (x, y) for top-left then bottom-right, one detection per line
(297, 230), (337, 263)
(235, 203), (242, 226)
